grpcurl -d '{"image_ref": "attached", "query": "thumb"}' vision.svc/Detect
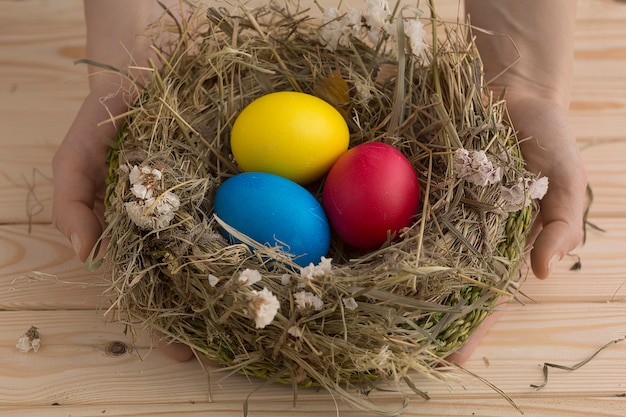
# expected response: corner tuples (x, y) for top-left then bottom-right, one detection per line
(52, 146), (106, 262)
(52, 197), (104, 262)
(530, 218), (582, 279)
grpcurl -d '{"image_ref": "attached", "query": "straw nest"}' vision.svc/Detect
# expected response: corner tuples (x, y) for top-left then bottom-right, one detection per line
(99, 0), (541, 412)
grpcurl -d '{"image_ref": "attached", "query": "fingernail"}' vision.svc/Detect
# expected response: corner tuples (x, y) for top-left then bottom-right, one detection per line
(548, 253), (561, 275)
(70, 232), (82, 257)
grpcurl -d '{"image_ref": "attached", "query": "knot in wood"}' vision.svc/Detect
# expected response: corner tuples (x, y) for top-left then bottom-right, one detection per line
(105, 341), (129, 356)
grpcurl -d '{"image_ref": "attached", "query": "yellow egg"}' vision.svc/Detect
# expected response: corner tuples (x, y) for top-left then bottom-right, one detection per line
(230, 91), (350, 184)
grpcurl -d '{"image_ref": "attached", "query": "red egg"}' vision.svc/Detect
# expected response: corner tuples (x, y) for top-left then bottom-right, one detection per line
(322, 142), (420, 249)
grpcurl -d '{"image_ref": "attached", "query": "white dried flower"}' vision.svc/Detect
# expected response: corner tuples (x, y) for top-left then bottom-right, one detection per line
(317, 257), (333, 274)
(129, 165), (162, 198)
(16, 336), (33, 353)
(529, 176), (549, 200)
(500, 178), (526, 211)
(365, 0), (391, 31)
(319, 7), (343, 51)
(238, 268), (262, 286)
(319, 7), (363, 51)
(453, 148), (502, 186)
(248, 287), (280, 329)
(367, 6), (393, 44)
(155, 191), (180, 216)
(125, 164), (180, 230)
(16, 326), (41, 353)
(128, 165), (163, 184)
(500, 176), (549, 212)
(300, 257), (333, 281)
(125, 191), (180, 230)
(288, 326), (303, 338)
(132, 183), (153, 200)
(294, 291), (324, 312)
(404, 19), (427, 57)
(343, 7), (364, 38)
(208, 274), (220, 287)
(281, 274), (291, 286)
(342, 297), (358, 310)
(300, 264), (316, 281)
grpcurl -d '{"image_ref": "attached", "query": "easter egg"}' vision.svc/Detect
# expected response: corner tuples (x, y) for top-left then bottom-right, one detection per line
(213, 172), (331, 267)
(322, 142), (420, 249)
(230, 91), (350, 184)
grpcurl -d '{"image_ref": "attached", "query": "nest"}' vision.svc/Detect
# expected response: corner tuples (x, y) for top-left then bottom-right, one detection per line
(99, 1), (539, 413)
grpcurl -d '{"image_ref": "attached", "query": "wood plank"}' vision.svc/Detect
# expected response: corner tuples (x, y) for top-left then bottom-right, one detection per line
(0, 0), (88, 224)
(569, 11), (626, 141)
(0, 224), (104, 310)
(580, 140), (626, 218)
(2, 397), (626, 417)
(577, 0), (626, 22)
(1, 304), (625, 407)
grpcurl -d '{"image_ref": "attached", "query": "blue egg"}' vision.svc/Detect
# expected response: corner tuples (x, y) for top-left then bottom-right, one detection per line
(213, 172), (330, 267)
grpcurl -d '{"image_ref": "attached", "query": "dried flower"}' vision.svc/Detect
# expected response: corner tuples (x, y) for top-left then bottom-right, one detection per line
(529, 176), (549, 200)
(500, 176), (549, 212)
(248, 288), (280, 329)
(281, 274), (291, 286)
(288, 326), (303, 338)
(453, 148), (502, 186)
(238, 268), (262, 286)
(131, 183), (153, 200)
(365, 0), (391, 32)
(208, 274), (219, 287)
(319, 7), (363, 51)
(404, 19), (426, 57)
(294, 291), (324, 312)
(16, 326), (41, 353)
(343, 297), (358, 310)
(125, 191), (180, 230)
(319, 1), (426, 61)
(300, 257), (333, 281)
(125, 164), (180, 230)
(129, 165), (162, 199)
(129, 165), (162, 186)
(500, 178), (526, 211)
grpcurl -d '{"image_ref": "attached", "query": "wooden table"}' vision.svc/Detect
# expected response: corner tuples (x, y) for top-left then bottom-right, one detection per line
(1, 1), (626, 416)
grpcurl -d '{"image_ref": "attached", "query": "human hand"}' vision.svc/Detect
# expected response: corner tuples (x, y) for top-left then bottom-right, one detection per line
(464, 0), (584, 278)
(52, 92), (117, 262)
(53, 0), (182, 261)
(505, 94), (588, 279)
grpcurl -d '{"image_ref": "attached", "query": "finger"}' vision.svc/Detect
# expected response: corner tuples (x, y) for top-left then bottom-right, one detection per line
(52, 164), (105, 262)
(157, 340), (195, 362)
(530, 183), (586, 279)
(531, 218), (583, 279)
(153, 331), (194, 362)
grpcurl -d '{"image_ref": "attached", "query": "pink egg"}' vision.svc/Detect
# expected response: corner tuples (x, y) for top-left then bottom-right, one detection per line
(322, 142), (420, 249)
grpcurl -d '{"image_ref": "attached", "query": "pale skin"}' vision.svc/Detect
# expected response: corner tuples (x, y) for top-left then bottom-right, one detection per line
(52, 0), (587, 364)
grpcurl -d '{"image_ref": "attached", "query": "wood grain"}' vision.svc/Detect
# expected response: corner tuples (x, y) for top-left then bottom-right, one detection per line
(0, 224), (104, 310)
(0, 305), (625, 413)
(2, 398), (626, 417)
